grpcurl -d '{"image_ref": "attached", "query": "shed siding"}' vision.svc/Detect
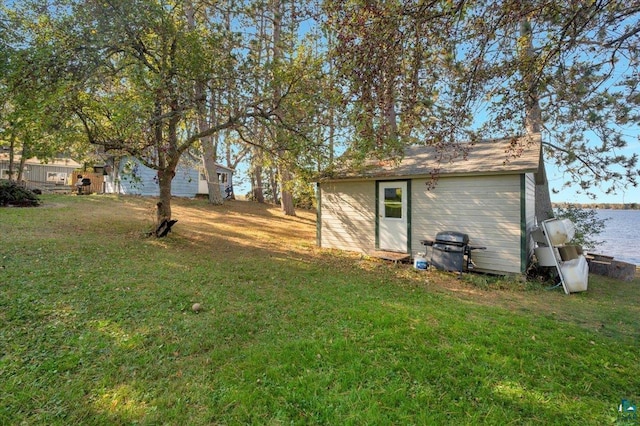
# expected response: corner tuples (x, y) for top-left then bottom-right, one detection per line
(320, 181), (376, 253)
(524, 173), (537, 267)
(28, 164), (77, 184)
(171, 167), (200, 197)
(0, 160), (77, 184)
(411, 175), (523, 274)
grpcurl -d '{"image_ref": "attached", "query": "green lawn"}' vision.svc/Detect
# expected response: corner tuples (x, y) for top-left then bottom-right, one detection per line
(1, 195), (638, 425)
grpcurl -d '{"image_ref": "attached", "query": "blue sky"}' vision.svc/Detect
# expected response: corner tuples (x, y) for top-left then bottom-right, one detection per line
(546, 135), (639, 205)
(548, 163), (640, 204)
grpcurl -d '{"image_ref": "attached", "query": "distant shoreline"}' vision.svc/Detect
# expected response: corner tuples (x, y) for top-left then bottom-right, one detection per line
(552, 203), (639, 210)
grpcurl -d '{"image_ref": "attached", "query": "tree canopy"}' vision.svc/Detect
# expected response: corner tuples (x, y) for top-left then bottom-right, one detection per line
(1, 0), (89, 179)
(10, 0), (328, 220)
(1, 0), (638, 220)
(323, 0), (640, 198)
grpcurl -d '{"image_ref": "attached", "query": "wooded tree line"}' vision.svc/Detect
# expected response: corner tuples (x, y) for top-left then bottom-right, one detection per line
(1, 0), (639, 224)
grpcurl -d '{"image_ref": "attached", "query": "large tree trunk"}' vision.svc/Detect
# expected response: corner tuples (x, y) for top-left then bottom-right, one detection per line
(327, 30), (335, 165)
(17, 141), (30, 182)
(7, 134), (16, 181)
(202, 135), (224, 205)
(278, 164), (296, 216)
(249, 7), (267, 204)
(534, 149), (554, 220)
(186, 1), (224, 206)
(207, 179), (224, 204)
(154, 89), (180, 227)
(268, 167), (279, 204)
(271, 0), (295, 216)
(383, 75), (398, 143)
(156, 168), (175, 223)
(253, 160), (265, 203)
(521, 19), (554, 221)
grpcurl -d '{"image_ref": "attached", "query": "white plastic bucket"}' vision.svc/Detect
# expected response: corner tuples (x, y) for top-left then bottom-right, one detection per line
(414, 254), (428, 270)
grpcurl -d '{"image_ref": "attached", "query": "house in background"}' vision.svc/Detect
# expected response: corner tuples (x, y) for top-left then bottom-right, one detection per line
(0, 153), (81, 192)
(315, 134), (546, 275)
(103, 156), (234, 198)
(196, 163), (235, 197)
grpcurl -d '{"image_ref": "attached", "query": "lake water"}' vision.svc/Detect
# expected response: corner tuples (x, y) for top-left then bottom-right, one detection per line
(586, 209), (640, 265)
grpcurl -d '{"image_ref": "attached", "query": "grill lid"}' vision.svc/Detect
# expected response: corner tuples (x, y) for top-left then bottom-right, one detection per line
(432, 242), (465, 253)
(434, 231), (469, 245)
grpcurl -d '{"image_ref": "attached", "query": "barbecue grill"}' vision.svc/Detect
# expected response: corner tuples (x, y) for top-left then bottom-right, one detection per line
(77, 178), (91, 195)
(420, 231), (486, 276)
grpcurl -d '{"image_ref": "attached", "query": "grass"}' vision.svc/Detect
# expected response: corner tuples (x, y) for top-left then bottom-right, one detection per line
(1, 194), (639, 425)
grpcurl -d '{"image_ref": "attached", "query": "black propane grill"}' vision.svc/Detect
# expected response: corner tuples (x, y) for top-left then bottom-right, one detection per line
(420, 231), (486, 276)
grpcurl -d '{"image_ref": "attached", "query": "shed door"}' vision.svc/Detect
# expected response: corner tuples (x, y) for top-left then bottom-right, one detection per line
(378, 181), (408, 252)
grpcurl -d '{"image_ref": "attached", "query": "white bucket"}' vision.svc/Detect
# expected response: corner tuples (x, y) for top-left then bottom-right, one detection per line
(414, 254), (428, 270)
(534, 246), (556, 267)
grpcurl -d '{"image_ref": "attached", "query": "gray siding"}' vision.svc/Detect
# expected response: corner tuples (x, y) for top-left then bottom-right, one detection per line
(0, 160), (77, 184)
(411, 175), (523, 274)
(320, 181), (376, 253)
(107, 157), (199, 197)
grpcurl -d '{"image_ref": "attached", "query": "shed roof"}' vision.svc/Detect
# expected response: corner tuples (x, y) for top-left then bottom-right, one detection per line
(0, 154), (81, 168)
(320, 134), (542, 181)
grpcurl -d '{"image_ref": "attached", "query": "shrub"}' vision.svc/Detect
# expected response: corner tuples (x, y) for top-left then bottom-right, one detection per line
(0, 180), (41, 207)
(554, 204), (607, 250)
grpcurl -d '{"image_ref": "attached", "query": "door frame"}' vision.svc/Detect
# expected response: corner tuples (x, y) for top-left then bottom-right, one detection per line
(375, 180), (411, 253)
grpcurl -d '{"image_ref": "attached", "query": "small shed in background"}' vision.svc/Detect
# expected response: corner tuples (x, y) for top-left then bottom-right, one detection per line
(197, 163), (235, 198)
(316, 134), (546, 275)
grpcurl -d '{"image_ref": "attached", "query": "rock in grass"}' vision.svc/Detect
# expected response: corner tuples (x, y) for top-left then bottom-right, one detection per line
(192, 303), (202, 313)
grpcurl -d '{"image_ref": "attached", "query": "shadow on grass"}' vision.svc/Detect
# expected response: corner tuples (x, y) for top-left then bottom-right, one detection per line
(1, 195), (638, 425)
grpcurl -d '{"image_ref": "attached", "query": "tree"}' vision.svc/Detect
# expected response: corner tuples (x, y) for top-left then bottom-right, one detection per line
(324, 1), (474, 159)
(323, 1), (640, 202)
(0, 1), (88, 180)
(520, 17), (553, 220)
(554, 204), (607, 251)
(237, 0), (329, 213)
(461, 1), (640, 202)
(187, 0), (247, 206)
(29, 0), (328, 225)
(58, 0), (289, 223)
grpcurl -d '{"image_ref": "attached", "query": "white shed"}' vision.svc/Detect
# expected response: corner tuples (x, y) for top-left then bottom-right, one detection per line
(316, 135), (546, 275)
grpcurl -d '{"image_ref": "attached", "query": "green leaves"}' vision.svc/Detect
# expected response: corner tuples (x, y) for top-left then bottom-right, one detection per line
(3, 0), (639, 208)
(324, 0), (640, 197)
